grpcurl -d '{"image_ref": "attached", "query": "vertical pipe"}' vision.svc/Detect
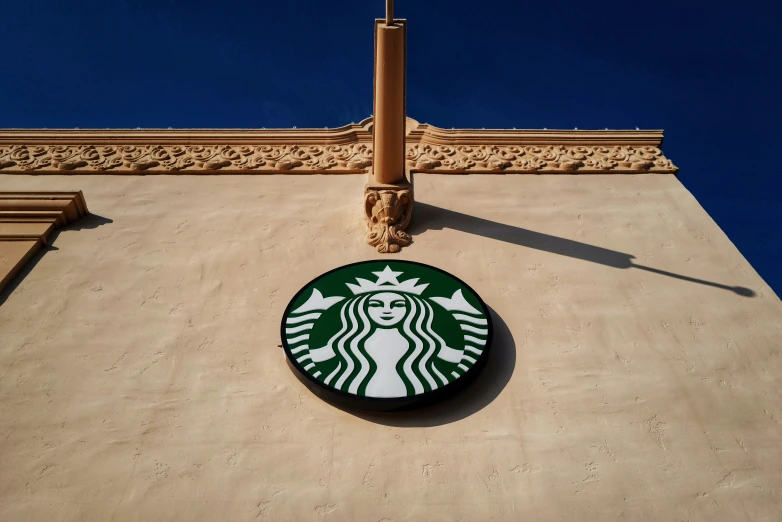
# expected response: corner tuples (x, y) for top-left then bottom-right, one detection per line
(373, 19), (406, 185)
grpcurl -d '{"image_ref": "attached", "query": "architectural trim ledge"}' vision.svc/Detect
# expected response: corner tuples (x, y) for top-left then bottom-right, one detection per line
(0, 118), (678, 175)
(0, 191), (89, 294)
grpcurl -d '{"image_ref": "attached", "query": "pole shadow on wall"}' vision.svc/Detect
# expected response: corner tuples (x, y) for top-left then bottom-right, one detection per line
(410, 202), (755, 298)
(336, 305), (516, 427)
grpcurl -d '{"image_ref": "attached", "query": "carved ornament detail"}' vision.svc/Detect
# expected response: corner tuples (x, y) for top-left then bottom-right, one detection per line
(0, 144), (373, 174)
(406, 144), (676, 173)
(0, 144), (677, 175)
(0, 118), (678, 174)
(364, 188), (412, 253)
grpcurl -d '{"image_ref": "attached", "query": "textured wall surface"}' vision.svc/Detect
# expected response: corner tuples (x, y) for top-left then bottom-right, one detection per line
(0, 174), (780, 521)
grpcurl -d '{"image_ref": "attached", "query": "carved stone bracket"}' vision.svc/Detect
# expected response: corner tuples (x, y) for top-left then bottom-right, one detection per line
(364, 176), (413, 253)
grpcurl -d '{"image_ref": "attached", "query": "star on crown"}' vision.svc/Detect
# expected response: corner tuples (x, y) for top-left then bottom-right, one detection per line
(346, 265), (429, 296)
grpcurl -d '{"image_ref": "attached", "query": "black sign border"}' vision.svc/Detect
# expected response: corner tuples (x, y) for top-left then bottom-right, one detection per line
(280, 260), (493, 412)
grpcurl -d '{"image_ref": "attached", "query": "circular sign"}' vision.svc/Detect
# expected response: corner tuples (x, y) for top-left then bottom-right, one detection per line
(281, 260), (492, 411)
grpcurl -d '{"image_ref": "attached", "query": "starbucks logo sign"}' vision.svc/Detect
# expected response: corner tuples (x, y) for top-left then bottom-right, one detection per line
(281, 261), (492, 410)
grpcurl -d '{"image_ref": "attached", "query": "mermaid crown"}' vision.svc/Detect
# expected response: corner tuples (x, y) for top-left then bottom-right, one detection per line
(346, 265), (429, 296)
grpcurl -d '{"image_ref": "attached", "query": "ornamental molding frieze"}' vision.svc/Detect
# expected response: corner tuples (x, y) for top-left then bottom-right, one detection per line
(0, 143), (374, 174)
(0, 118), (678, 175)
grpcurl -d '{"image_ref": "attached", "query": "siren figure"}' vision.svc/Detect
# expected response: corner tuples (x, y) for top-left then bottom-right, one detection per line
(284, 265), (489, 399)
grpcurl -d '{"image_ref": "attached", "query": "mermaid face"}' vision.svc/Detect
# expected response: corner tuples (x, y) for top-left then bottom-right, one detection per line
(367, 292), (407, 327)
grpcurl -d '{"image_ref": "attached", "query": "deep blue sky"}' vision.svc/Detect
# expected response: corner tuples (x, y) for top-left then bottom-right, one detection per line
(2, 1), (780, 295)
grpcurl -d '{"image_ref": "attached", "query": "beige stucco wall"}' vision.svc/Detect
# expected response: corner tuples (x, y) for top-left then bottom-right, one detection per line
(0, 173), (780, 521)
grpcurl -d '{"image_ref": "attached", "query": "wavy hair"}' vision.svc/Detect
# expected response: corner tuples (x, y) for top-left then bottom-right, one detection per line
(321, 293), (452, 396)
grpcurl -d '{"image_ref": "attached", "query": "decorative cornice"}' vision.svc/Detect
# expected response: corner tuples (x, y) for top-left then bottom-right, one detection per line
(0, 191), (89, 293)
(406, 144), (676, 173)
(0, 143), (375, 174)
(0, 118), (678, 175)
(0, 119), (376, 146)
(0, 191), (88, 240)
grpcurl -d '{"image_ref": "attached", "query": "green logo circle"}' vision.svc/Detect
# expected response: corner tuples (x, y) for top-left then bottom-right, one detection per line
(281, 261), (492, 410)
